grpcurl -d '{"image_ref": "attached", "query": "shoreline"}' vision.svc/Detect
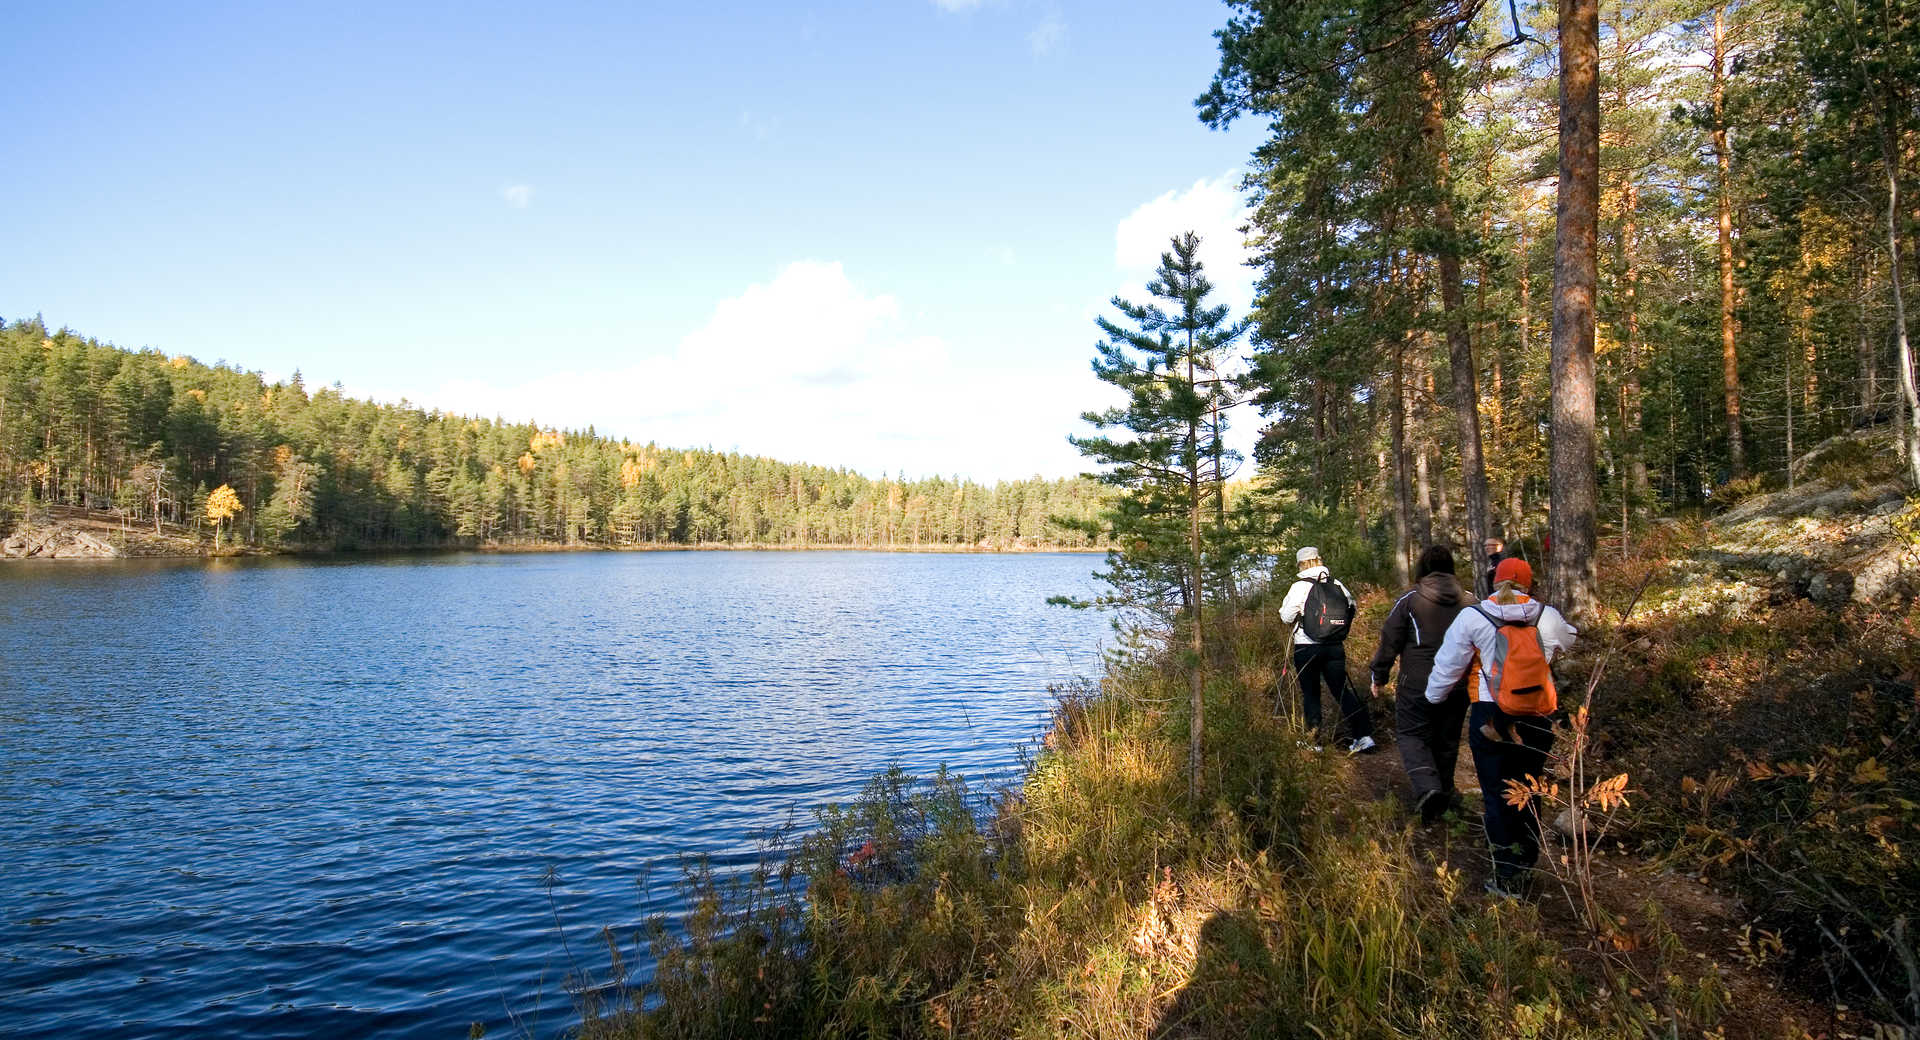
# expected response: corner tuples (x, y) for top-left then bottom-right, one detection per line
(1, 522), (1108, 562)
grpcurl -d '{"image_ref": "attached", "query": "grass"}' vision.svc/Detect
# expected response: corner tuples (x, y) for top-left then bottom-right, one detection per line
(563, 587), (1780, 1039)
(547, 446), (1920, 1038)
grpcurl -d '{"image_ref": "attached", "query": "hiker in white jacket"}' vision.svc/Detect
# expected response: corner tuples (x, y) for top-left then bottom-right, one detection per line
(1424, 557), (1578, 896)
(1278, 546), (1375, 754)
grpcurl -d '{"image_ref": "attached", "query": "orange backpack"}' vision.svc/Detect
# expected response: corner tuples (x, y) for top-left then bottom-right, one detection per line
(1471, 606), (1558, 716)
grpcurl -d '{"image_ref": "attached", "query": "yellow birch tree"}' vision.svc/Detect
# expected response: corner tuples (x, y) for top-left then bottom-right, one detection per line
(206, 484), (243, 551)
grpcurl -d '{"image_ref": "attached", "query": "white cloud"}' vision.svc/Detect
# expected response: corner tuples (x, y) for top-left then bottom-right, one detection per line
(1113, 174), (1254, 312)
(1108, 174), (1262, 470)
(500, 184), (534, 209)
(408, 262), (1090, 481)
(932, 0), (984, 10)
(1028, 14), (1066, 56)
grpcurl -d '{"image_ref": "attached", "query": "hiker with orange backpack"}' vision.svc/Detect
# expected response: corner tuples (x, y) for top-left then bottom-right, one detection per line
(1424, 557), (1578, 896)
(1278, 547), (1376, 754)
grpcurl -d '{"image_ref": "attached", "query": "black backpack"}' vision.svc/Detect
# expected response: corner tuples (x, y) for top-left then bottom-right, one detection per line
(1299, 575), (1353, 643)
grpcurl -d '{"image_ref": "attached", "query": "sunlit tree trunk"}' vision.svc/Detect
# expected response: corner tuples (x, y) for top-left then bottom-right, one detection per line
(1551, 0), (1601, 619)
(1186, 335), (1206, 802)
(1713, 4), (1747, 477)
(1884, 146), (1920, 486)
(1622, 180), (1650, 508)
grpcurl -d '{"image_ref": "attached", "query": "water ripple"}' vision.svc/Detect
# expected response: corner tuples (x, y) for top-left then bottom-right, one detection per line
(0, 550), (1105, 1039)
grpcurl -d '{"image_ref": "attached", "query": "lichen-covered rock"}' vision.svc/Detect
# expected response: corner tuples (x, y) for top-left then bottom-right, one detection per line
(2, 525), (122, 559)
(1701, 430), (1913, 609)
(1807, 569), (1855, 609)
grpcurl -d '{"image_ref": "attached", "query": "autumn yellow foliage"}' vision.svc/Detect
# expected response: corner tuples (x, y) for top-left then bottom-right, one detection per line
(206, 484), (243, 550)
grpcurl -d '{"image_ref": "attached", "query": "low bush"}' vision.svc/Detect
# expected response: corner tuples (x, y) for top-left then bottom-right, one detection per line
(1592, 543), (1920, 1030)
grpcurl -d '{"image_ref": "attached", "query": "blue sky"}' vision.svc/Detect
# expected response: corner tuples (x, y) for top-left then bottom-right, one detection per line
(3, 1), (1265, 481)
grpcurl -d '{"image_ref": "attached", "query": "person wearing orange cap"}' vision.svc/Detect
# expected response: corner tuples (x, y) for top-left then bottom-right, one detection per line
(1423, 556), (1578, 896)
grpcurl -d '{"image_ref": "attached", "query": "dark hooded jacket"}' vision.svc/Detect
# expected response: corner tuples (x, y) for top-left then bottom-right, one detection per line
(1369, 572), (1471, 698)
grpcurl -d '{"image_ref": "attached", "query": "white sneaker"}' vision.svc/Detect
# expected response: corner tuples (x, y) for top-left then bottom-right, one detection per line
(1296, 740), (1324, 753)
(1346, 735), (1378, 755)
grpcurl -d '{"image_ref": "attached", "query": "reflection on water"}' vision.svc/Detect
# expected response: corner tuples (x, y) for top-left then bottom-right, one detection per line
(0, 551), (1105, 1039)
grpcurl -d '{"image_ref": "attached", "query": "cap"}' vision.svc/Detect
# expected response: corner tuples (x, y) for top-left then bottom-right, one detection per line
(1493, 557), (1533, 588)
(1296, 546), (1320, 564)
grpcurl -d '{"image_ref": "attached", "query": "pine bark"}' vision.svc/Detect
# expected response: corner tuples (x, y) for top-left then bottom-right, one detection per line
(1551, 0), (1601, 620)
(1392, 337), (1415, 585)
(1418, 49), (1495, 589)
(1186, 342), (1206, 800)
(1622, 180), (1650, 507)
(1860, 264), (1879, 422)
(1713, 5), (1747, 477)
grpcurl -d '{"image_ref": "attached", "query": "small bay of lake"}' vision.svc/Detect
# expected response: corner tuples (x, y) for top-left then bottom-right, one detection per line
(0, 550), (1108, 1039)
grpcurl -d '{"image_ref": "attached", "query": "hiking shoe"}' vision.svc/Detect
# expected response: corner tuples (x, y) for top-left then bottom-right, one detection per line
(1296, 740), (1324, 753)
(1483, 875), (1522, 900)
(1415, 788), (1445, 824)
(1346, 735), (1378, 755)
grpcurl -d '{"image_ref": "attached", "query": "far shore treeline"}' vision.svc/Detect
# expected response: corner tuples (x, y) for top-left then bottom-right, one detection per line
(0, 319), (1111, 552)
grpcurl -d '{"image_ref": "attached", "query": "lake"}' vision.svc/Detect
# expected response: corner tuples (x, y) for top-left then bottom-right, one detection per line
(0, 550), (1109, 1039)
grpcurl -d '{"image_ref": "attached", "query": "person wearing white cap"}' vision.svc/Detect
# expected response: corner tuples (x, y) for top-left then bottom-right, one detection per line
(1278, 546), (1375, 754)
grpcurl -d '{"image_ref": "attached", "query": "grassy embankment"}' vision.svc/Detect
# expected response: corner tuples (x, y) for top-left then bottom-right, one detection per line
(562, 435), (1918, 1039)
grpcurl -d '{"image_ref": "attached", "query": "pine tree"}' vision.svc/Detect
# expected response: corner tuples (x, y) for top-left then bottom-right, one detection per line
(1071, 231), (1246, 800)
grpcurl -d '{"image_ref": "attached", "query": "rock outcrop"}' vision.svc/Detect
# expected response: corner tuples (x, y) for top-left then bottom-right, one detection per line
(1698, 431), (1916, 609)
(2, 525), (123, 559)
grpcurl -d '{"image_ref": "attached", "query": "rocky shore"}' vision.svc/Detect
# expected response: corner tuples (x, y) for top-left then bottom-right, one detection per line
(2, 524), (122, 559)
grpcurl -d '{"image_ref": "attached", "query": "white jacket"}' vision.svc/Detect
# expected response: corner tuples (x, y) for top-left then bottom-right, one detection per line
(1424, 595), (1578, 704)
(1278, 565), (1356, 646)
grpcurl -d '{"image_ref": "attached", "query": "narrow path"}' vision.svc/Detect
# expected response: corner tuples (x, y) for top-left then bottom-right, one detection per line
(1336, 725), (1829, 1039)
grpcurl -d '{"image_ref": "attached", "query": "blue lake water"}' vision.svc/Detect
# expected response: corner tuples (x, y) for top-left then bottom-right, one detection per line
(0, 550), (1108, 1039)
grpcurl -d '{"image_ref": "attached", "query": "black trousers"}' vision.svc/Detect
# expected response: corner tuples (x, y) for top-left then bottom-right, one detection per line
(1396, 684), (1469, 802)
(1292, 643), (1372, 740)
(1467, 702), (1556, 880)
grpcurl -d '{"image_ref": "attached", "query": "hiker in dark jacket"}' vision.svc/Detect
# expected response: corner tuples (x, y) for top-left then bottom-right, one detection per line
(1370, 545), (1473, 822)
(1480, 536), (1512, 600)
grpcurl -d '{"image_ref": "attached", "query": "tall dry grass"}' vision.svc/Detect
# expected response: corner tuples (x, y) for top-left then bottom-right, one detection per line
(568, 601), (1748, 1039)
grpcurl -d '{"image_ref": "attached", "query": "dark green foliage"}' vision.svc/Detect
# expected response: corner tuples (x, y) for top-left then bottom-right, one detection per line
(1071, 232), (1249, 623)
(0, 320), (1110, 551)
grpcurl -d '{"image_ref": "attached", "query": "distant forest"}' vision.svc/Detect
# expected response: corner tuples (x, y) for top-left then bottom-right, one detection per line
(0, 319), (1110, 550)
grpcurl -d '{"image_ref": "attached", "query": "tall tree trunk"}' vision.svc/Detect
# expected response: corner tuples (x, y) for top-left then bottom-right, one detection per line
(1551, 0), (1601, 620)
(1622, 180), (1650, 507)
(1414, 443), (1436, 548)
(1800, 273), (1819, 421)
(1713, 4), (1747, 478)
(1512, 202), (1532, 526)
(1481, 160), (1503, 521)
(1786, 338), (1796, 490)
(1312, 378), (1327, 506)
(1418, 49), (1496, 590)
(1392, 339), (1415, 585)
(1861, 263), (1879, 422)
(1883, 139), (1920, 487)
(1186, 341), (1206, 801)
